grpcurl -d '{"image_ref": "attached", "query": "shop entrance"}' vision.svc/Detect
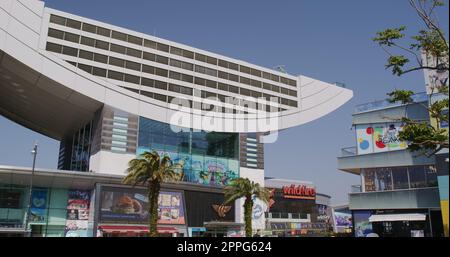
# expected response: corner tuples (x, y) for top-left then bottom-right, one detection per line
(98, 225), (183, 237)
(371, 221), (428, 237)
(204, 222), (244, 237)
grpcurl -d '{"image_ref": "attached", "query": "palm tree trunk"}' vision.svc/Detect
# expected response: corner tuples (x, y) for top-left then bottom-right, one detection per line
(148, 181), (161, 237)
(244, 196), (253, 237)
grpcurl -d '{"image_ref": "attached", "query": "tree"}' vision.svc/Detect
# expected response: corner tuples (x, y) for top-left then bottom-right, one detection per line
(223, 177), (270, 237)
(373, 0), (449, 156)
(123, 150), (182, 237)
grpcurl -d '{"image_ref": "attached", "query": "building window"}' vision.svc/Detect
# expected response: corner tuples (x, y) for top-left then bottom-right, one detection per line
(363, 168), (376, 192)
(93, 53), (108, 64)
(156, 55), (169, 65)
(80, 36), (95, 47)
(95, 40), (109, 50)
(112, 31), (127, 41)
(409, 166), (427, 188)
(128, 35), (143, 45)
(110, 44), (126, 54)
(108, 70), (124, 81)
(126, 48), (142, 58)
(66, 18), (81, 30)
(81, 23), (96, 33)
(50, 14), (66, 26)
(124, 74), (140, 84)
(424, 165), (438, 187)
(62, 46), (78, 57)
(97, 27), (111, 37)
(92, 67), (107, 77)
(79, 50), (94, 60)
(78, 64), (92, 74)
(376, 168), (393, 191)
(46, 42), (62, 53)
(125, 61), (141, 71)
(157, 43), (170, 53)
(48, 28), (64, 39)
(109, 57), (125, 67)
(144, 39), (157, 49)
(392, 167), (409, 190)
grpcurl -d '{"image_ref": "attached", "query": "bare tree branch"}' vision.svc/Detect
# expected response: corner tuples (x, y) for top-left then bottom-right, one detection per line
(409, 0), (449, 49)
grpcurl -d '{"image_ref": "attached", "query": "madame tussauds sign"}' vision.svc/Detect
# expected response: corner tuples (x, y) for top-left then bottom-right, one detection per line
(282, 184), (316, 200)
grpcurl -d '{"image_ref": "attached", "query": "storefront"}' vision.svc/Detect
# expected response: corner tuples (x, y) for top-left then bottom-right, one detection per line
(0, 166), (238, 237)
(264, 178), (332, 236)
(353, 209), (443, 237)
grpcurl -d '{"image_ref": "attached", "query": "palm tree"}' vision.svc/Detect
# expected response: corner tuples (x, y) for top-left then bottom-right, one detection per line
(123, 150), (182, 237)
(223, 177), (270, 237)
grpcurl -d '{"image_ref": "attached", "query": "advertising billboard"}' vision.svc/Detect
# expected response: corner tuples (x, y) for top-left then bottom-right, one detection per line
(99, 186), (185, 225)
(356, 123), (407, 154)
(65, 190), (90, 237)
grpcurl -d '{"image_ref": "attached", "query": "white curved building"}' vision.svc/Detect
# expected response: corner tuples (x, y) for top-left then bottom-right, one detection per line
(1, 0), (352, 233)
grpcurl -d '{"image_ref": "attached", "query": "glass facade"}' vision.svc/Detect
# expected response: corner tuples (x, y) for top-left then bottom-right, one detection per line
(362, 165), (438, 192)
(0, 184), (91, 237)
(137, 117), (239, 186)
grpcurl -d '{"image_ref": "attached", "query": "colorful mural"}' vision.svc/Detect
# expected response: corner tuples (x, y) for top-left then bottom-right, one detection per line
(356, 123), (407, 154)
(136, 147), (239, 186)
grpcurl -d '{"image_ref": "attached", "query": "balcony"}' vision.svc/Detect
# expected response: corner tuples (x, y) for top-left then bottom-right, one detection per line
(354, 92), (428, 114)
(349, 187), (440, 210)
(337, 148), (436, 174)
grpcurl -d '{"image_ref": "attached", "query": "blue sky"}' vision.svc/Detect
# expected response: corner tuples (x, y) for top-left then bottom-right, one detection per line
(0, 0), (448, 204)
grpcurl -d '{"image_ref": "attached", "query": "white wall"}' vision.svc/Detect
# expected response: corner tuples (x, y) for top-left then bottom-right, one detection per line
(89, 150), (135, 176)
(235, 167), (267, 231)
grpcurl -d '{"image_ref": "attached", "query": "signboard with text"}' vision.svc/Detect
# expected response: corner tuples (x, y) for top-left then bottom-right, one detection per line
(281, 184), (316, 200)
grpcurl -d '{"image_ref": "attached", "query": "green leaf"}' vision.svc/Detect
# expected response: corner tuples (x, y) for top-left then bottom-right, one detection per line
(387, 90), (414, 104)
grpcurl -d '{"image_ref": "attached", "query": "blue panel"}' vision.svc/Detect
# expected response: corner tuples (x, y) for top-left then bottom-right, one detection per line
(438, 175), (449, 200)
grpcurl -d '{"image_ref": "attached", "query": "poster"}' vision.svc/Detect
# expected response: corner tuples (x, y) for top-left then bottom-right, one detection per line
(334, 211), (352, 227)
(157, 191), (185, 224)
(99, 187), (185, 225)
(353, 211), (373, 237)
(356, 123), (407, 154)
(65, 190), (90, 237)
(30, 188), (48, 223)
(356, 124), (374, 155)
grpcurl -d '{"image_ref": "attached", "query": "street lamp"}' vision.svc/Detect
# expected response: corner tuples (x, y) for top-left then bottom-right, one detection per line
(24, 143), (38, 237)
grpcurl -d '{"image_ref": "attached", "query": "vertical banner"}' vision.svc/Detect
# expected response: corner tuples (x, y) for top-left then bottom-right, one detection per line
(30, 188), (48, 223)
(65, 190), (91, 237)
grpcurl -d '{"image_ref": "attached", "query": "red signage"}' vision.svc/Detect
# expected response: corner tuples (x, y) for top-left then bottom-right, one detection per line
(282, 184), (316, 200)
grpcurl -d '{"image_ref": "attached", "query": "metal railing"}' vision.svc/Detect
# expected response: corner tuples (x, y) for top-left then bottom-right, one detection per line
(340, 146), (357, 157)
(354, 92), (428, 114)
(351, 185), (362, 193)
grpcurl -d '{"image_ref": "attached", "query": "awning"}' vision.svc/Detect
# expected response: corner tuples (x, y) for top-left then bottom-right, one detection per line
(369, 213), (426, 222)
(98, 225), (179, 234)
